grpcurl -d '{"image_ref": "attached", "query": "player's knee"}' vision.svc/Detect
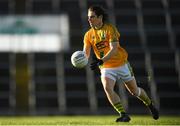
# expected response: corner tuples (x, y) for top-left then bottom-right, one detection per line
(130, 87), (141, 97)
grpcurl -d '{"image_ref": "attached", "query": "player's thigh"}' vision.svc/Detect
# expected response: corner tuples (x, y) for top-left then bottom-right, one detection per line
(124, 78), (138, 93)
(101, 76), (116, 91)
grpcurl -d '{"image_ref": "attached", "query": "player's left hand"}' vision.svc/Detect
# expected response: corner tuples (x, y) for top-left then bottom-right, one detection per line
(90, 58), (103, 70)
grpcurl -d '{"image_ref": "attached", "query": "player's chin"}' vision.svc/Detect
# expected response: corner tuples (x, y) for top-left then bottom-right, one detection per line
(89, 23), (94, 28)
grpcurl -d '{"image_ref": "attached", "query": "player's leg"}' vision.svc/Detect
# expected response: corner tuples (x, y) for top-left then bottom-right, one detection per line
(101, 76), (130, 122)
(119, 62), (159, 120)
(124, 78), (159, 120)
(125, 78), (151, 105)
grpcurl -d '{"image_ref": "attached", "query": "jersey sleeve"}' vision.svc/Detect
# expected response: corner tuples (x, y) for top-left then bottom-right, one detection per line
(83, 31), (91, 47)
(108, 25), (120, 43)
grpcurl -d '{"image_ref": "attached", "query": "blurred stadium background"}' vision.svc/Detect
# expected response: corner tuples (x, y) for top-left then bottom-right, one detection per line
(0, 0), (179, 117)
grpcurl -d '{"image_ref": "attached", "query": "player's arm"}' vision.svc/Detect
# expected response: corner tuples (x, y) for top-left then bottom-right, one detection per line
(83, 42), (91, 59)
(83, 32), (91, 59)
(90, 42), (118, 70)
(101, 42), (118, 62)
(101, 24), (120, 62)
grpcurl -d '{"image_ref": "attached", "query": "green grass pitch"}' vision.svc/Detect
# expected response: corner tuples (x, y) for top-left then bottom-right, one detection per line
(0, 115), (180, 125)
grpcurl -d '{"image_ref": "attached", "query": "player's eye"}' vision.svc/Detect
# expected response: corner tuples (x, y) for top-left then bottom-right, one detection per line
(88, 15), (96, 19)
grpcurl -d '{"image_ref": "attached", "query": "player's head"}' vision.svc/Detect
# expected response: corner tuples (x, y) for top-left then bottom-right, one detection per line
(88, 5), (108, 28)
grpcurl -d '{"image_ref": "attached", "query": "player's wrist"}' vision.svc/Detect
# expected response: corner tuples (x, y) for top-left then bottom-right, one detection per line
(98, 59), (103, 65)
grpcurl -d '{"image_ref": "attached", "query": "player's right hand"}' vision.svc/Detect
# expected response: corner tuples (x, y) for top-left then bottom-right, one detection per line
(90, 58), (103, 70)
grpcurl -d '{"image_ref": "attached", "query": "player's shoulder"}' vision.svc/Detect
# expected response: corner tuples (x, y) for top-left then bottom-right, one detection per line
(104, 23), (116, 28)
(104, 23), (118, 31)
(106, 23), (120, 32)
(85, 27), (93, 36)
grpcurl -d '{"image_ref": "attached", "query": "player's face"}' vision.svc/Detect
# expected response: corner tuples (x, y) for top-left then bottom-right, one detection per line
(88, 10), (102, 28)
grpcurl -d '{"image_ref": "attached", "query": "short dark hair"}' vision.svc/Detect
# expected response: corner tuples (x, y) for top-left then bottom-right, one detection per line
(88, 5), (108, 23)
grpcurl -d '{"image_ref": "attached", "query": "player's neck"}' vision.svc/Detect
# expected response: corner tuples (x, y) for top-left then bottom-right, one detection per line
(94, 22), (104, 30)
